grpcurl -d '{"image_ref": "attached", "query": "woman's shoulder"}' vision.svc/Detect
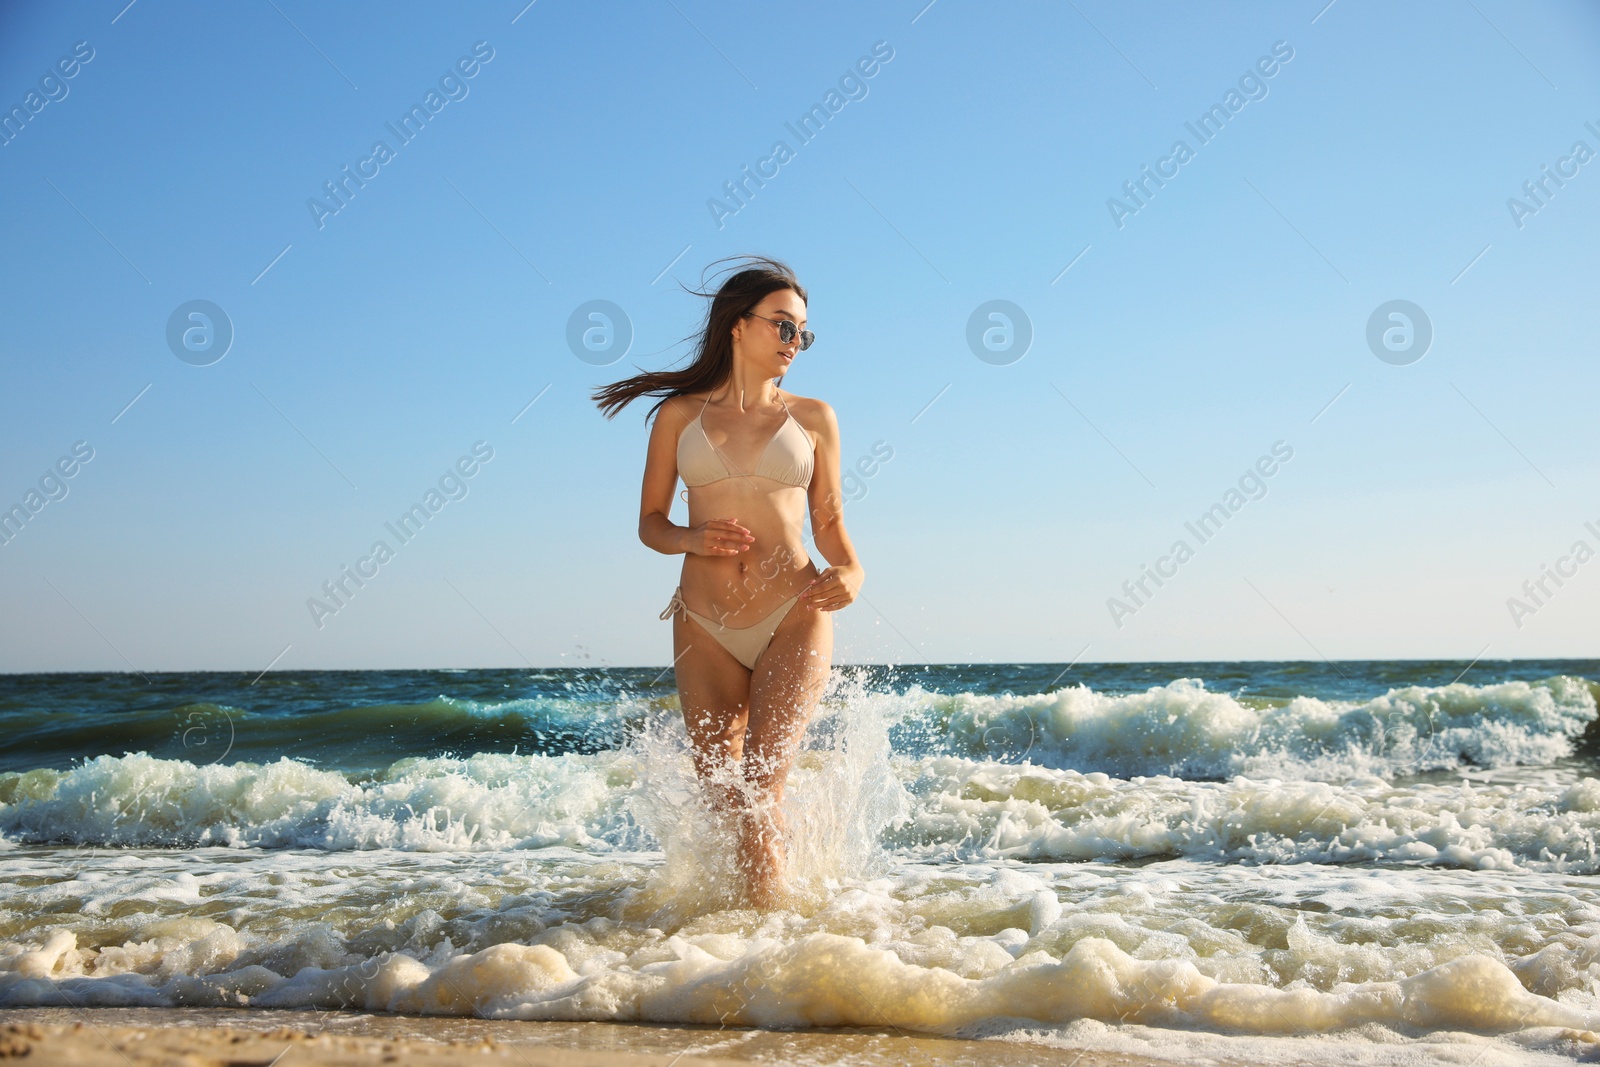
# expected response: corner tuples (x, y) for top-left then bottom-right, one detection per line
(654, 392), (708, 428)
(780, 390), (837, 435)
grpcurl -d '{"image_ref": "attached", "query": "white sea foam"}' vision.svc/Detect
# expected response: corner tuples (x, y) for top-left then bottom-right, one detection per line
(911, 675), (1596, 780)
(892, 756), (1600, 872)
(0, 750), (630, 851)
(5, 754), (1599, 873)
(2, 850), (1599, 1059)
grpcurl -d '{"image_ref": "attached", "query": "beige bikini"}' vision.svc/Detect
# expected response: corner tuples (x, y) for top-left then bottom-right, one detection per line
(659, 392), (815, 670)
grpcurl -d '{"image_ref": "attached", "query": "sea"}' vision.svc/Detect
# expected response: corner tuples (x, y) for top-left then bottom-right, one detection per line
(3, 659), (1600, 1065)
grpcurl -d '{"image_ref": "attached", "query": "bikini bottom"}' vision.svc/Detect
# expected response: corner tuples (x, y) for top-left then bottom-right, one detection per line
(659, 586), (802, 670)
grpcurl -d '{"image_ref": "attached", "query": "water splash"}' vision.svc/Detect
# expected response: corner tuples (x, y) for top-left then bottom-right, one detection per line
(620, 665), (910, 918)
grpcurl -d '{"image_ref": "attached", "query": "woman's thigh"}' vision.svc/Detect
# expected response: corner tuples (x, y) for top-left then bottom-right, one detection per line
(673, 610), (753, 773)
(744, 602), (833, 793)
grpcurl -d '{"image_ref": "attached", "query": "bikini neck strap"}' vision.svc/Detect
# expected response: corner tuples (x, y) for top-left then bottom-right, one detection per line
(702, 386), (787, 417)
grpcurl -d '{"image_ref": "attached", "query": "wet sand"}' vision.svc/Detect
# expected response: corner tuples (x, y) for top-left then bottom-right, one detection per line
(0, 1008), (1170, 1066)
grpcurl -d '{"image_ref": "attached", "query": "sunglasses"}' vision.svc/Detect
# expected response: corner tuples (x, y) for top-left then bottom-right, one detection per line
(743, 311), (815, 351)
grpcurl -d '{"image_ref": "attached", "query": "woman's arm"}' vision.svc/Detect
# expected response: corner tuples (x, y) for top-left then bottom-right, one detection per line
(638, 400), (753, 557)
(802, 400), (864, 610)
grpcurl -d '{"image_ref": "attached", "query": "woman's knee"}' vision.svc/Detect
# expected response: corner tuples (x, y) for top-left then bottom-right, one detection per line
(682, 700), (747, 736)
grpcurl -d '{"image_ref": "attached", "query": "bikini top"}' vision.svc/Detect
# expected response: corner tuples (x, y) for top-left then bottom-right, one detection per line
(677, 392), (814, 491)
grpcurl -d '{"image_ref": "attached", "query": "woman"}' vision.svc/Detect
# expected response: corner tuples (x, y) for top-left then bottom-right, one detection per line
(594, 256), (864, 908)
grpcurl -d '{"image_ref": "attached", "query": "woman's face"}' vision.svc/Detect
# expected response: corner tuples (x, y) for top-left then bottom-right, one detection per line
(733, 288), (807, 377)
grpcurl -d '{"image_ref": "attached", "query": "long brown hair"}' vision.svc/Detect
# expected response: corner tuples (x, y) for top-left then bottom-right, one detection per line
(592, 255), (808, 420)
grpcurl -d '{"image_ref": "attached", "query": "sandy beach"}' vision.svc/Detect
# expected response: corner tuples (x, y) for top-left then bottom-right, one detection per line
(0, 1008), (1166, 1066)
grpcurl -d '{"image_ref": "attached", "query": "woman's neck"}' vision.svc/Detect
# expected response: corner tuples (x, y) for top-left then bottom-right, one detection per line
(719, 367), (779, 411)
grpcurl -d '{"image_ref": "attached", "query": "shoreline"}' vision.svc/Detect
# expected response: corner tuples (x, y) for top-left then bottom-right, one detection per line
(0, 1007), (1165, 1066)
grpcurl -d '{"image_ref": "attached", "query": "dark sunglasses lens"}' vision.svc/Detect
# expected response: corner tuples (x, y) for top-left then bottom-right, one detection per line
(772, 319), (813, 350)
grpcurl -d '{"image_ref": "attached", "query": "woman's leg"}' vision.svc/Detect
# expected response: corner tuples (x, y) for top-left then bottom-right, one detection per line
(672, 611), (753, 816)
(739, 602), (833, 907)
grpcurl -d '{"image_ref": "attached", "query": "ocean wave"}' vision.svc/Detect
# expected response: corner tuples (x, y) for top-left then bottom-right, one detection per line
(2, 694), (641, 775)
(0, 686), (907, 875)
(5, 749), (1600, 874)
(895, 675), (1598, 780)
(7, 676), (1594, 787)
(0, 750), (636, 851)
(894, 756), (1600, 873)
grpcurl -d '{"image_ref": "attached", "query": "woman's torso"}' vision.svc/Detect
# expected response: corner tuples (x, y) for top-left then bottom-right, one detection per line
(674, 391), (817, 625)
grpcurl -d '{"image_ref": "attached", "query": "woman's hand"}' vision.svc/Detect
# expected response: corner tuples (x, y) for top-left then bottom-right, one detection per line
(681, 518), (754, 556)
(802, 564), (863, 611)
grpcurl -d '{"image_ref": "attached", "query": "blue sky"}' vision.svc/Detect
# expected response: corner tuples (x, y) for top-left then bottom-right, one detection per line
(2, 0), (1597, 671)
